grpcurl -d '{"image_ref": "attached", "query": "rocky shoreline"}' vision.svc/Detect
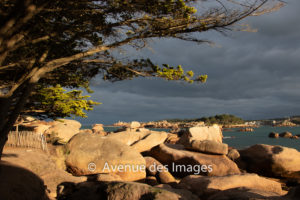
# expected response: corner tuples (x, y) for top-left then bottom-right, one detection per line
(113, 120), (206, 130)
(1, 118), (300, 200)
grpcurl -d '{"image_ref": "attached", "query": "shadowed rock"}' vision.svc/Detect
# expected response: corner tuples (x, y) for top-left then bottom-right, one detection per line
(0, 162), (49, 200)
(57, 181), (197, 200)
(207, 188), (284, 200)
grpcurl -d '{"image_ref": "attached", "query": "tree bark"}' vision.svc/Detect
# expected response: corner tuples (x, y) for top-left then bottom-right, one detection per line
(0, 81), (36, 159)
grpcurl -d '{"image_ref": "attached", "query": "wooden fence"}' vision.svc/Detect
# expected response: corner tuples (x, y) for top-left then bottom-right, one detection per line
(5, 131), (48, 152)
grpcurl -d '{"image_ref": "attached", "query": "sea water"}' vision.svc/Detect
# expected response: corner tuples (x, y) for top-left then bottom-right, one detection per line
(223, 126), (300, 151)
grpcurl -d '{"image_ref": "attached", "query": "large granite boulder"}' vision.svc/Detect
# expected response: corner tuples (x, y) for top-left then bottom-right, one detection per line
(107, 130), (168, 153)
(2, 148), (86, 199)
(185, 139), (228, 155)
(179, 125), (223, 145)
(50, 119), (81, 129)
(57, 181), (195, 200)
(0, 162), (49, 200)
(106, 130), (149, 146)
(66, 133), (146, 181)
(149, 144), (240, 177)
(44, 119), (81, 144)
(178, 173), (283, 197)
(131, 131), (168, 153)
(238, 144), (300, 178)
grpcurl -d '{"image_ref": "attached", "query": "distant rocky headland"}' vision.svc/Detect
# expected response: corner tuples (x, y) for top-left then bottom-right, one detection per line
(112, 115), (299, 130)
(113, 120), (205, 130)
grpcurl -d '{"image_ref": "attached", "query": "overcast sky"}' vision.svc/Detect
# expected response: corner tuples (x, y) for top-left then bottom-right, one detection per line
(79, 0), (300, 125)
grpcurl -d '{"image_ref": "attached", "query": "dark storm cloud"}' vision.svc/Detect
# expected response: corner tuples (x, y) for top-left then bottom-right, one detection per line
(79, 0), (300, 125)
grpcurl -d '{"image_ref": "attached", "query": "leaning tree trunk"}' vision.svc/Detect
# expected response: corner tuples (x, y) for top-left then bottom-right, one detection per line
(0, 81), (36, 159)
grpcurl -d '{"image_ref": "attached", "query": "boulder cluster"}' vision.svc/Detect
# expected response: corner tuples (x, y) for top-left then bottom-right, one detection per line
(269, 131), (299, 139)
(3, 119), (300, 200)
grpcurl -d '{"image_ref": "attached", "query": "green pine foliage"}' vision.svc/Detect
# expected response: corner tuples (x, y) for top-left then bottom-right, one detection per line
(156, 64), (207, 83)
(25, 85), (100, 119)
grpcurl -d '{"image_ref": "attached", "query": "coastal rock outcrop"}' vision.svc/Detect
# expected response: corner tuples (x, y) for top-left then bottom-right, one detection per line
(178, 173), (283, 197)
(149, 143), (240, 177)
(17, 119), (81, 144)
(279, 131), (293, 138)
(238, 144), (300, 178)
(44, 119), (81, 144)
(65, 132), (146, 181)
(131, 131), (168, 153)
(179, 124), (223, 145)
(107, 129), (168, 153)
(106, 129), (149, 145)
(269, 132), (279, 138)
(238, 128), (254, 132)
(276, 120), (297, 127)
(184, 139), (228, 155)
(45, 119), (82, 130)
(57, 181), (197, 200)
(2, 148), (86, 199)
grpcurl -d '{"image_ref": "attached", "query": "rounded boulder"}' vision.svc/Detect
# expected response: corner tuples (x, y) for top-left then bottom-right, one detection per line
(65, 133), (146, 181)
